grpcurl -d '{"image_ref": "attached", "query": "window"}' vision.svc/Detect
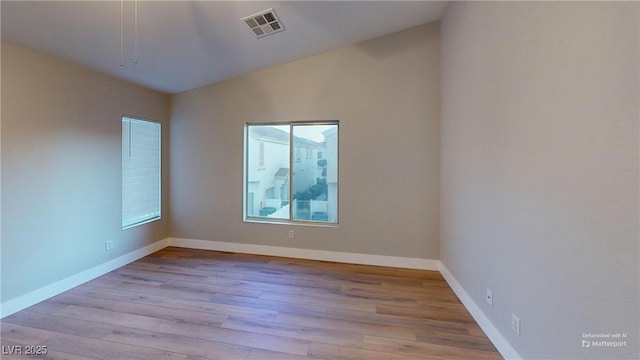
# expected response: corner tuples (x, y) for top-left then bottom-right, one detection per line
(122, 116), (161, 229)
(295, 146), (301, 162)
(258, 141), (265, 169)
(245, 122), (338, 224)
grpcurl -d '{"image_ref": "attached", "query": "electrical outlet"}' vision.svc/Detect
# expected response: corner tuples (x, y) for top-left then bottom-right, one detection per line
(288, 230), (295, 239)
(512, 313), (521, 336)
(105, 240), (114, 251)
(486, 288), (493, 307)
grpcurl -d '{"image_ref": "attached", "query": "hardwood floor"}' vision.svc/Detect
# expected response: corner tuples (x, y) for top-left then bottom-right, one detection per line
(1, 247), (503, 359)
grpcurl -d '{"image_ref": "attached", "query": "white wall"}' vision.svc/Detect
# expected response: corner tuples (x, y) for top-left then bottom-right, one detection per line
(170, 22), (440, 259)
(1, 43), (170, 304)
(440, 2), (639, 359)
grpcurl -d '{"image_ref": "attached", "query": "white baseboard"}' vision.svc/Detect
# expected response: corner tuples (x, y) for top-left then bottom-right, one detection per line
(2, 237), (518, 360)
(168, 237), (440, 271)
(439, 262), (521, 360)
(0, 237), (438, 319)
(0, 238), (169, 319)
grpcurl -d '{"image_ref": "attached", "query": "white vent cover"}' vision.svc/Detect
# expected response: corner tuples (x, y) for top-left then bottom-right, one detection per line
(241, 8), (285, 38)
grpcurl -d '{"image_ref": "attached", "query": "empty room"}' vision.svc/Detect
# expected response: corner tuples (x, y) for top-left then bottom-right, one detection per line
(1, 1), (638, 359)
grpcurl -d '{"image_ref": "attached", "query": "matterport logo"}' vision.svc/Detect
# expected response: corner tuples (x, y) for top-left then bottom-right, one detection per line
(582, 332), (627, 349)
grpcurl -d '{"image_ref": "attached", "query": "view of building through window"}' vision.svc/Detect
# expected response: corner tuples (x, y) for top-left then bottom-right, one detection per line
(245, 122), (338, 224)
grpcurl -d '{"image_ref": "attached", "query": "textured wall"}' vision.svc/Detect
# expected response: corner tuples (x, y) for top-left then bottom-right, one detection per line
(1, 43), (170, 303)
(170, 22), (441, 260)
(440, 2), (639, 358)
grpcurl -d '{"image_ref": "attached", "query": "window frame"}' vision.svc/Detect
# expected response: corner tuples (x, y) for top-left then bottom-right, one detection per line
(243, 120), (339, 226)
(122, 115), (162, 230)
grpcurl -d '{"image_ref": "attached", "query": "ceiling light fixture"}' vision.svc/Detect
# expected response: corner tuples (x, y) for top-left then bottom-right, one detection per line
(241, 8), (285, 39)
(120, 0), (139, 66)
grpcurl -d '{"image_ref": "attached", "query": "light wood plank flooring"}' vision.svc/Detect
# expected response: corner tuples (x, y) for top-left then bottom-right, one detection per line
(1, 247), (502, 359)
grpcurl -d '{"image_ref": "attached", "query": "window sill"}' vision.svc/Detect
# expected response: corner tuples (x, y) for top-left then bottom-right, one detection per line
(122, 216), (161, 230)
(244, 217), (338, 228)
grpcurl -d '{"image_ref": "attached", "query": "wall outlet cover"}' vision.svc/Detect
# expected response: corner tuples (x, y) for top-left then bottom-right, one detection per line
(512, 313), (521, 336)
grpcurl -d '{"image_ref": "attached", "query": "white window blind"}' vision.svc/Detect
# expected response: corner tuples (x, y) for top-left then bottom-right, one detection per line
(122, 117), (161, 229)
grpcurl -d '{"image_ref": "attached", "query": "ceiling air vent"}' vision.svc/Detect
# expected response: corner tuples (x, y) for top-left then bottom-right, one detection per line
(241, 8), (285, 38)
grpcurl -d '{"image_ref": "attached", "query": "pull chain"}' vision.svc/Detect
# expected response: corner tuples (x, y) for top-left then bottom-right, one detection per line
(120, 0), (139, 66)
(134, 0), (138, 64)
(120, 0), (124, 66)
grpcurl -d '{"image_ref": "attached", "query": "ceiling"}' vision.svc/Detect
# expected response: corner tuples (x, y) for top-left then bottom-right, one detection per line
(1, 1), (447, 94)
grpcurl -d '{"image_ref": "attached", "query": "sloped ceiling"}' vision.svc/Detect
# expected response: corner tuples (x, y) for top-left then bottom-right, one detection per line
(1, 1), (447, 94)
